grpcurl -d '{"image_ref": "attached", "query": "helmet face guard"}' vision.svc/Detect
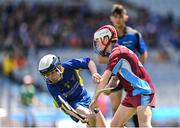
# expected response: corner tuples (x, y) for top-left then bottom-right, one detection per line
(39, 55), (62, 82)
(40, 66), (56, 77)
(93, 25), (118, 57)
(93, 38), (111, 57)
(40, 57), (61, 75)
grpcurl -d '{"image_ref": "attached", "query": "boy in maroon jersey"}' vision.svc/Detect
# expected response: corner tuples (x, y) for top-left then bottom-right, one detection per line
(90, 25), (155, 127)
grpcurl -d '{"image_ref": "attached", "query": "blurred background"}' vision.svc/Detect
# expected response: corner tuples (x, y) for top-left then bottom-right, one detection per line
(0, 0), (180, 127)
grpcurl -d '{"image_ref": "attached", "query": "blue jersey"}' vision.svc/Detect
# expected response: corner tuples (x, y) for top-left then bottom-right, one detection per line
(117, 26), (147, 55)
(46, 57), (92, 121)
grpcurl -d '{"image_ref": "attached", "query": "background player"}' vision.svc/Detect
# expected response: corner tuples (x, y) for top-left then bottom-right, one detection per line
(96, 4), (149, 126)
(90, 25), (155, 127)
(38, 54), (106, 127)
(20, 75), (37, 127)
(97, 4), (148, 64)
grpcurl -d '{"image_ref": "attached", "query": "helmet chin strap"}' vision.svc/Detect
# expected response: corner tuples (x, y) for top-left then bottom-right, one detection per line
(101, 43), (111, 57)
(101, 40), (117, 57)
(56, 67), (63, 79)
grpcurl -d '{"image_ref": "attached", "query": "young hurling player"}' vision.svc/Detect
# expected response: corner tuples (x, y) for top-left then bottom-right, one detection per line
(96, 4), (148, 127)
(90, 25), (155, 127)
(38, 54), (106, 127)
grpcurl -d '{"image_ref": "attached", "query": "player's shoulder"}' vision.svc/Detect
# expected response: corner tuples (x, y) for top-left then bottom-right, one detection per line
(61, 60), (72, 70)
(119, 45), (129, 53)
(62, 58), (82, 70)
(113, 45), (130, 54)
(110, 45), (123, 57)
(126, 26), (141, 36)
(109, 45), (129, 62)
(62, 58), (78, 65)
(114, 44), (128, 49)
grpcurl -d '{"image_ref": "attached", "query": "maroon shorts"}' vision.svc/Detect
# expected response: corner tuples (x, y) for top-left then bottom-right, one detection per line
(122, 92), (155, 108)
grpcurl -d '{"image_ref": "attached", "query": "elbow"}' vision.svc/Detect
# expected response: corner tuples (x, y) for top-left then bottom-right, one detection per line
(141, 51), (148, 64)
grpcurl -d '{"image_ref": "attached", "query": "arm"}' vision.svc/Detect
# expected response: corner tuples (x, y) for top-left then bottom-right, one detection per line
(88, 59), (98, 75)
(140, 51), (148, 64)
(88, 59), (103, 84)
(136, 33), (148, 64)
(89, 70), (112, 110)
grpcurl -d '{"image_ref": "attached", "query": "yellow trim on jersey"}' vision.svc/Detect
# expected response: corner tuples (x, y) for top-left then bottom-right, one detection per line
(60, 66), (65, 74)
(53, 98), (69, 114)
(53, 99), (60, 108)
(75, 69), (84, 86)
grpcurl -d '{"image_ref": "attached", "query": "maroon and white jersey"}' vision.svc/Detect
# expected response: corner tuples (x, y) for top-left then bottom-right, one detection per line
(106, 45), (155, 96)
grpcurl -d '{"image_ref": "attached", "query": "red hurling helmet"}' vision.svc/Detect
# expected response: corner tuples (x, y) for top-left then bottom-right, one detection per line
(93, 25), (118, 56)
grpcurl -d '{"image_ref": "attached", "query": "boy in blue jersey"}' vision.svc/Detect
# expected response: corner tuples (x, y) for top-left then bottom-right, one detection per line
(38, 54), (106, 127)
(95, 4), (148, 127)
